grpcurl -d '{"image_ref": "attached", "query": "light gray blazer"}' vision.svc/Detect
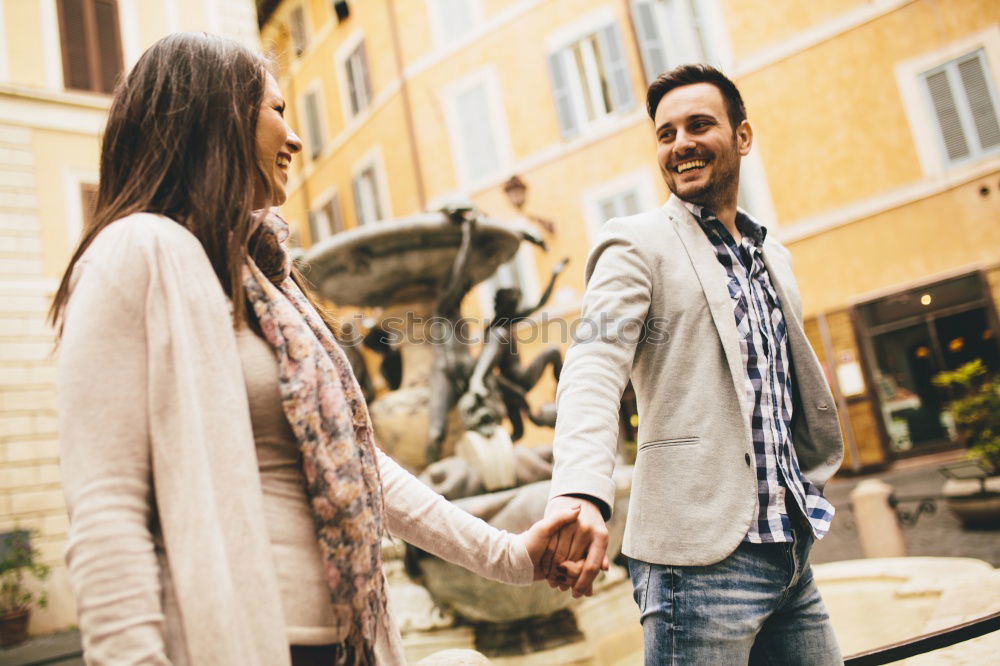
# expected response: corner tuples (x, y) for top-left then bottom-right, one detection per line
(549, 196), (844, 566)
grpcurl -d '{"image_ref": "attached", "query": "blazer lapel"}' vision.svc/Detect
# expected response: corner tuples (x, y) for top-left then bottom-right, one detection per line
(664, 197), (752, 424)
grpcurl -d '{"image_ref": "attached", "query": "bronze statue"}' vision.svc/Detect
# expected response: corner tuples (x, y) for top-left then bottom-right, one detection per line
(425, 202), (546, 461)
(466, 257), (568, 441)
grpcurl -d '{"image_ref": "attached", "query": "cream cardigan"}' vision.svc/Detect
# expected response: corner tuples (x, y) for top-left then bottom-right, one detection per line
(57, 213), (534, 665)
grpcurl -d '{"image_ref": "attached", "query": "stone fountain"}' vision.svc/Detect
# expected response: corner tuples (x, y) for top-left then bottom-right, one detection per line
(303, 205), (633, 662)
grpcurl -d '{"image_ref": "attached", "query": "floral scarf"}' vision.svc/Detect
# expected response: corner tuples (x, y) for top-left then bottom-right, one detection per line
(243, 212), (386, 664)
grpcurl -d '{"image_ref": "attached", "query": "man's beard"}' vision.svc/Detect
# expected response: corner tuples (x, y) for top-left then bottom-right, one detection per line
(665, 139), (741, 211)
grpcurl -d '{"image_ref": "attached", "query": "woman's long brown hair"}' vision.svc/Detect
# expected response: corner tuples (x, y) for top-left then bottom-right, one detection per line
(49, 33), (273, 334)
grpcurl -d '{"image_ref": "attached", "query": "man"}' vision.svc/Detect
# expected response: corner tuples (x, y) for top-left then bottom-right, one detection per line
(542, 64), (845, 664)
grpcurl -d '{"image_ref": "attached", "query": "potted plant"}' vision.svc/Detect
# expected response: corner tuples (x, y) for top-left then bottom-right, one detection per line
(933, 359), (1000, 524)
(0, 530), (51, 648)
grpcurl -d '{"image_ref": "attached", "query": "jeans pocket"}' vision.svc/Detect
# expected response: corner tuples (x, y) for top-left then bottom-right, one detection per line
(627, 557), (652, 613)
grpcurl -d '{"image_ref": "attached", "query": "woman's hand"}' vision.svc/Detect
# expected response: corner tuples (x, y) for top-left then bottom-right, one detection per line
(522, 504), (582, 583)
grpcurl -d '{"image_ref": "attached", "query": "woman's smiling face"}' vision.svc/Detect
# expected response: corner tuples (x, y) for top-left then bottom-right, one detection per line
(254, 72), (302, 209)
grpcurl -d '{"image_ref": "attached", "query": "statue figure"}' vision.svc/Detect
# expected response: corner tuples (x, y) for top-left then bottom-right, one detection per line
(425, 202), (546, 462)
(466, 257), (568, 442)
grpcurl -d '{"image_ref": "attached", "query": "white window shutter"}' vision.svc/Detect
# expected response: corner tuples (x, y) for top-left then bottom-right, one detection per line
(303, 90), (323, 159)
(352, 175), (366, 225)
(357, 41), (372, 109)
(548, 51), (579, 138)
(456, 83), (501, 180)
(598, 23), (634, 112)
(633, 0), (668, 84)
(289, 6), (307, 56)
(925, 69), (970, 162)
(957, 53), (1000, 151)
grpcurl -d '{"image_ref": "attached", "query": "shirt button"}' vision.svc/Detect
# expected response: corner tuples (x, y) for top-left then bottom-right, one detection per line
(745, 453), (752, 466)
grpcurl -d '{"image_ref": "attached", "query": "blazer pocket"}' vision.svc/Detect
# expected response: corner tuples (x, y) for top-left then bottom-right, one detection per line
(639, 437), (701, 451)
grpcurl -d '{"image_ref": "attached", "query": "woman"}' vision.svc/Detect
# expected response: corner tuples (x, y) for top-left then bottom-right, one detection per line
(51, 33), (578, 665)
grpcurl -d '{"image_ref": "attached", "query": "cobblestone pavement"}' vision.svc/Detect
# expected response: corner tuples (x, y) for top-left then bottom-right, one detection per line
(811, 450), (1000, 567)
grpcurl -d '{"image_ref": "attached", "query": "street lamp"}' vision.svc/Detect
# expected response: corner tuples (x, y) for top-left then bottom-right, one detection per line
(502, 174), (555, 234)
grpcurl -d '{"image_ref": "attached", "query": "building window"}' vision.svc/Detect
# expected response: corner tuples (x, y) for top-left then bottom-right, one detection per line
(596, 188), (641, 223)
(351, 150), (389, 226)
(80, 182), (98, 229)
(56, 0), (123, 94)
(342, 39), (373, 118)
(426, 0), (481, 48)
(547, 20), (634, 138)
(478, 244), (539, 319)
(581, 170), (657, 242)
(922, 49), (1000, 166)
(289, 5), (308, 57)
(444, 69), (512, 187)
(300, 86), (325, 160)
(632, 0), (715, 84)
(310, 194), (343, 243)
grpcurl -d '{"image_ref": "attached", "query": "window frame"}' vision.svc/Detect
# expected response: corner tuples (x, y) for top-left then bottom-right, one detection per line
(894, 27), (1000, 177)
(442, 66), (514, 190)
(477, 241), (541, 320)
(580, 169), (658, 244)
(298, 81), (327, 162)
(336, 31), (373, 121)
(55, 0), (124, 94)
(545, 8), (635, 139)
(425, 0), (482, 50)
(288, 4), (309, 58)
(920, 49), (1000, 168)
(350, 146), (391, 226)
(309, 189), (344, 244)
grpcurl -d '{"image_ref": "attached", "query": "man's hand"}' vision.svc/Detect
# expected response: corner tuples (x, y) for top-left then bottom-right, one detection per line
(522, 504), (581, 581)
(540, 496), (609, 597)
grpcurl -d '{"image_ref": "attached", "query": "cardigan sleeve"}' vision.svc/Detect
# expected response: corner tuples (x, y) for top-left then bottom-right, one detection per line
(376, 449), (534, 585)
(58, 258), (172, 664)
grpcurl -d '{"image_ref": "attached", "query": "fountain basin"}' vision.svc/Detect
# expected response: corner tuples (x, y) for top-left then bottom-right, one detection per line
(303, 213), (523, 307)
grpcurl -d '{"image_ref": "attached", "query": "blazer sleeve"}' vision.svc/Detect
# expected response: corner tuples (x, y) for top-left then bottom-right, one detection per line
(376, 449), (534, 585)
(58, 257), (171, 664)
(548, 219), (652, 517)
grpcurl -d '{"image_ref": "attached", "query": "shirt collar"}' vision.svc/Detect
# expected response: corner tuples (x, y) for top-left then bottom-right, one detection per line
(681, 199), (768, 248)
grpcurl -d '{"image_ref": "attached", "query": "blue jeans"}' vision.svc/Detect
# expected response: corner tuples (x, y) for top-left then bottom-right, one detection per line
(627, 528), (842, 665)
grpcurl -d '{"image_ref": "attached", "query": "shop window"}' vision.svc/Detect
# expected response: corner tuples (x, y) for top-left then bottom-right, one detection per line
(56, 0), (123, 94)
(856, 273), (1000, 455)
(922, 49), (1000, 165)
(547, 20), (634, 138)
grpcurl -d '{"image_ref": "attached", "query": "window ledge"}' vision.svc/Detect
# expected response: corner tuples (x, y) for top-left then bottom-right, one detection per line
(0, 83), (112, 110)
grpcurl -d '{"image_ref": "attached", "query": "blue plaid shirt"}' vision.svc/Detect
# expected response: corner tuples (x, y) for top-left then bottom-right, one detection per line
(687, 203), (834, 542)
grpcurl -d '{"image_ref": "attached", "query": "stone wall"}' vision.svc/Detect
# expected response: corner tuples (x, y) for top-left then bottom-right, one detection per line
(0, 122), (74, 633)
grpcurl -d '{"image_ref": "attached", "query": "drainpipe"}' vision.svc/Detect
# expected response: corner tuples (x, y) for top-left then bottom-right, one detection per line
(385, 0), (427, 211)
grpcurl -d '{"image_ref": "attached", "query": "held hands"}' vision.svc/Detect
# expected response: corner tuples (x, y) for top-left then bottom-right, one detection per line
(540, 496), (609, 597)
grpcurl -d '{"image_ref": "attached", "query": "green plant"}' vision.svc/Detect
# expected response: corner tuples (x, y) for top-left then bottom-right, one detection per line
(0, 530), (51, 616)
(933, 359), (1000, 472)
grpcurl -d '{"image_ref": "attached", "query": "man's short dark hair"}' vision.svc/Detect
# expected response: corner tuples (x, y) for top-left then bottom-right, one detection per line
(646, 64), (747, 132)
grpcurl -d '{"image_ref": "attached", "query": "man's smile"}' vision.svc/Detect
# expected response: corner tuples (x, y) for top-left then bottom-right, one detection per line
(674, 159), (707, 173)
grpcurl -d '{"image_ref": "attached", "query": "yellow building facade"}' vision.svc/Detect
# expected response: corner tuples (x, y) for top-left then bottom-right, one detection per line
(0, 0), (259, 635)
(261, 0), (1000, 472)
